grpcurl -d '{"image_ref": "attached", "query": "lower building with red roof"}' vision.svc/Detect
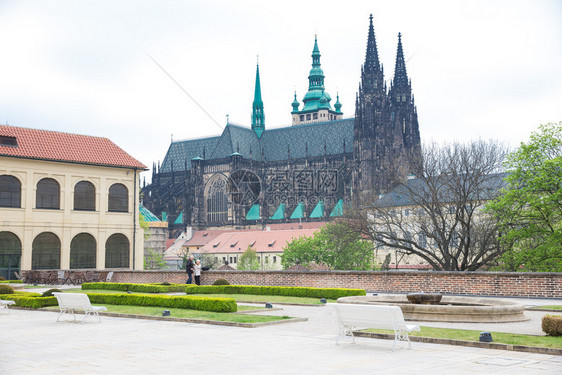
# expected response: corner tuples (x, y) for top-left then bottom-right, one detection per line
(195, 228), (319, 270)
(0, 124), (147, 278)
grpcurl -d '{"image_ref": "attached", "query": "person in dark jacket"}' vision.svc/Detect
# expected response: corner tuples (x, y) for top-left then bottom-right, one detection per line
(185, 255), (195, 284)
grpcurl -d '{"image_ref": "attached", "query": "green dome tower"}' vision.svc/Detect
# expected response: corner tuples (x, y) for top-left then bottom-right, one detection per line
(291, 36), (342, 125)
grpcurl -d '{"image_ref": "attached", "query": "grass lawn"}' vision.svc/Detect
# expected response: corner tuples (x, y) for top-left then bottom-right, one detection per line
(530, 305), (562, 310)
(74, 288), (334, 305)
(187, 293), (335, 305)
(364, 326), (562, 349)
(43, 303), (290, 323)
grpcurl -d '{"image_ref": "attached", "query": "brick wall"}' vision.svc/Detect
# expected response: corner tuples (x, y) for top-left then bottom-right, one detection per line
(108, 270), (562, 298)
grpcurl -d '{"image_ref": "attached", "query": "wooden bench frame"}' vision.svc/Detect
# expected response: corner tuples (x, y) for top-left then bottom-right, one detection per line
(52, 293), (107, 323)
(333, 303), (420, 351)
(0, 300), (16, 314)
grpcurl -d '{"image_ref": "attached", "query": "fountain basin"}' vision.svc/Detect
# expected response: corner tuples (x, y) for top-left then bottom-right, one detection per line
(407, 293), (442, 304)
(337, 294), (528, 323)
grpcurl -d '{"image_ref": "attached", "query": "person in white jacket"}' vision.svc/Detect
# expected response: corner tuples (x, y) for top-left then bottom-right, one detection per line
(194, 259), (202, 286)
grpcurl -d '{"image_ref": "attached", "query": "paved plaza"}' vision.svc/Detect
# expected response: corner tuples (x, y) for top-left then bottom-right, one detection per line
(1, 293), (561, 374)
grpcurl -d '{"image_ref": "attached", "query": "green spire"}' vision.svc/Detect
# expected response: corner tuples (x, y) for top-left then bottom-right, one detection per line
(251, 59), (265, 138)
(308, 35), (324, 91)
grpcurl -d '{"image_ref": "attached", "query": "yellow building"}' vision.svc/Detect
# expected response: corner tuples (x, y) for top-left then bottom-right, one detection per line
(0, 125), (146, 278)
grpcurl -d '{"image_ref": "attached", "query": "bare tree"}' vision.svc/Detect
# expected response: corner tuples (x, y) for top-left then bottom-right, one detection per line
(348, 140), (509, 271)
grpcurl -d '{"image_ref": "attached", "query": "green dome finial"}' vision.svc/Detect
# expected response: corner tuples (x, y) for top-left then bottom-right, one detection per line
(291, 91), (300, 113)
(334, 92), (342, 114)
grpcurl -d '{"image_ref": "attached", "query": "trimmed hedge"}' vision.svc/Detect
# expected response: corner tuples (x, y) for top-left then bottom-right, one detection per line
(185, 285), (366, 299)
(85, 293), (237, 313)
(82, 282), (189, 293)
(0, 295), (57, 309)
(0, 280), (23, 284)
(0, 285), (14, 294)
(542, 314), (562, 336)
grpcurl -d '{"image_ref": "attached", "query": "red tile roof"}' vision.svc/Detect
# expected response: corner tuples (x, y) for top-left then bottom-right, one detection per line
(198, 228), (318, 254)
(0, 125), (146, 169)
(265, 222), (327, 231)
(183, 230), (234, 247)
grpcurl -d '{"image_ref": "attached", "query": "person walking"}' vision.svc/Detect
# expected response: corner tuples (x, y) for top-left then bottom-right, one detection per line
(194, 259), (202, 286)
(185, 255), (195, 284)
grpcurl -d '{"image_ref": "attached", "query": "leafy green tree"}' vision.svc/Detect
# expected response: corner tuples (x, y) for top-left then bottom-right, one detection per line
(281, 221), (374, 270)
(144, 248), (166, 270)
(488, 122), (562, 271)
(238, 246), (260, 270)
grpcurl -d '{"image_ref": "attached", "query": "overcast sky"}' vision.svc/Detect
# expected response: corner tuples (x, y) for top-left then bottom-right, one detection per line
(1, 0), (561, 180)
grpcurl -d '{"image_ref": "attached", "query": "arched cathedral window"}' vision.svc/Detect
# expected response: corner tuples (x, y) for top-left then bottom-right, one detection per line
(206, 175), (229, 224)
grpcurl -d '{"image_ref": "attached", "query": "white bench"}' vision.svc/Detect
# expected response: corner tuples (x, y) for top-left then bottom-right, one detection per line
(52, 292), (107, 323)
(0, 300), (16, 314)
(332, 303), (420, 351)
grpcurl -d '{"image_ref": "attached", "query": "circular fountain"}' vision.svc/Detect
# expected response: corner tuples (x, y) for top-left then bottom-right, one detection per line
(337, 294), (528, 323)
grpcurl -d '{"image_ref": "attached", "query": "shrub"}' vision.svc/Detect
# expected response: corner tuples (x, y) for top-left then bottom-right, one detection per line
(0, 280), (24, 284)
(42, 288), (62, 297)
(86, 293), (237, 313)
(0, 294), (57, 309)
(82, 282), (187, 293)
(186, 285), (366, 299)
(0, 276), (5, 281)
(160, 282), (171, 286)
(0, 284), (14, 294)
(542, 315), (562, 336)
(212, 279), (230, 286)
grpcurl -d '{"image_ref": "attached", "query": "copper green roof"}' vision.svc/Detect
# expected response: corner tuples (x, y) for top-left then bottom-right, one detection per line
(159, 118), (354, 173)
(289, 202), (305, 219)
(173, 212), (184, 224)
(270, 203), (286, 220)
(309, 201), (325, 218)
(139, 204), (162, 222)
(246, 204), (260, 220)
(329, 199), (343, 217)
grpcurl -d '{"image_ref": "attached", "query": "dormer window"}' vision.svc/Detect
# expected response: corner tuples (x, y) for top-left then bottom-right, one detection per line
(0, 136), (17, 147)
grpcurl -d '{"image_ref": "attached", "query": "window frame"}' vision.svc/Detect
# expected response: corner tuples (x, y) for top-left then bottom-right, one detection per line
(108, 183), (128, 213)
(0, 175), (21, 208)
(36, 178), (60, 210)
(74, 180), (96, 211)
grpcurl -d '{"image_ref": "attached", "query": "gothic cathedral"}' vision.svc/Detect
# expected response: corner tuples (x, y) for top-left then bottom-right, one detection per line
(142, 15), (421, 231)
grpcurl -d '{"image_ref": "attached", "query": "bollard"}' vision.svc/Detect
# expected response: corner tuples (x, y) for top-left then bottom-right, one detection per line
(479, 332), (493, 342)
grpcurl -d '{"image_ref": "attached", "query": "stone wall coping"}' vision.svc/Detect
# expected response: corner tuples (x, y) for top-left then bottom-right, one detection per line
(113, 270), (562, 277)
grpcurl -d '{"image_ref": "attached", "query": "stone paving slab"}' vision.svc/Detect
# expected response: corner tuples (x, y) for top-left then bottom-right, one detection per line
(1, 307), (561, 374)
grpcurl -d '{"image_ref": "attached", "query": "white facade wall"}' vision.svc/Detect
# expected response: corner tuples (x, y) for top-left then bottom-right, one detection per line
(0, 156), (143, 271)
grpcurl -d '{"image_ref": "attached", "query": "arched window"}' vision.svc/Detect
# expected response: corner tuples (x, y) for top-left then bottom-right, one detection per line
(105, 233), (129, 268)
(0, 232), (21, 280)
(0, 175), (21, 208)
(36, 178), (60, 209)
(74, 181), (95, 211)
(205, 175), (228, 224)
(32, 232), (60, 270)
(70, 233), (96, 269)
(108, 183), (128, 212)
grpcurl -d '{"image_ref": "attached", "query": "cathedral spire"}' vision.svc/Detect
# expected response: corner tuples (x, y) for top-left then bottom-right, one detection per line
(251, 58), (265, 138)
(392, 32), (408, 87)
(308, 35), (325, 90)
(364, 14), (380, 73)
